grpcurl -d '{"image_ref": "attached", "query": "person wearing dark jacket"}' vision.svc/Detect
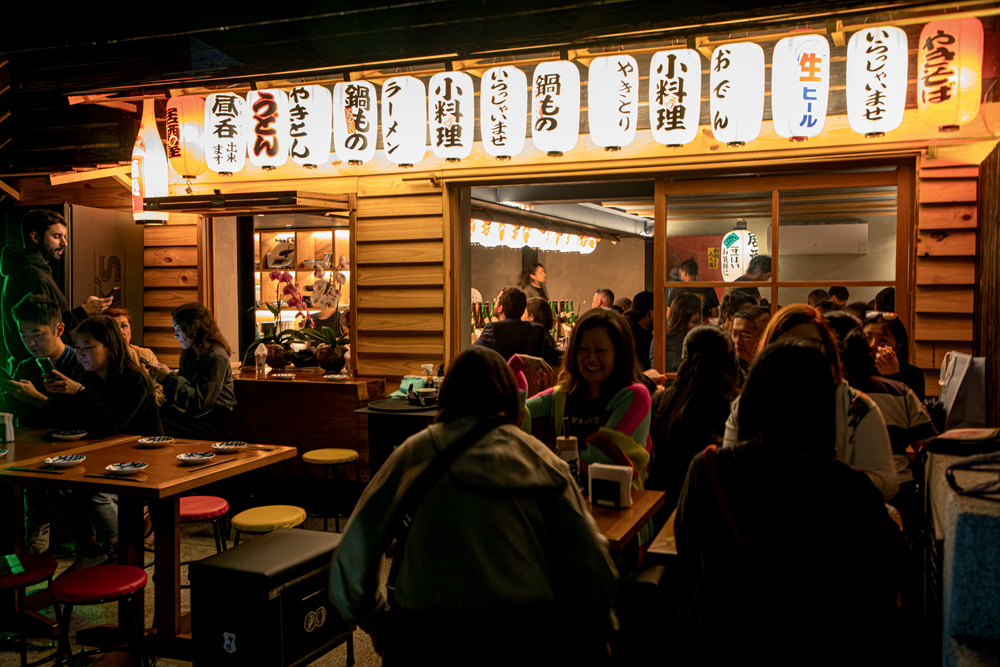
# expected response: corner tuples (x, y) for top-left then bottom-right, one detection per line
(474, 287), (561, 366)
(0, 209), (110, 374)
(624, 290), (654, 371)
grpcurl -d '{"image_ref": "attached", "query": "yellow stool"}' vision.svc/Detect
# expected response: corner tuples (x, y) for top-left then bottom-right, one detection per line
(230, 505), (306, 546)
(302, 448), (362, 531)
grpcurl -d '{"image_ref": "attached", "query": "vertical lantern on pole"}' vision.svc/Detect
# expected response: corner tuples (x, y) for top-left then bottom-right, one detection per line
(709, 42), (765, 147)
(382, 76), (427, 167)
(918, 17), (984, 131)
(531, 60), (580, 156)
(246, 89), (290, 170)
(429, 71), (474, 162)
(772, 35), (830, 141)
(720, 225), (759, 282)
(205, 92), (247, 175)
(481, 66), (527, 160)
(333, 81), (377, 165)
(847, 27), (908, 138)
(132, 100), (169, 224)
(288, 84), (332, 168)
(649, 49), (702, 147)
(588, 54), (638, 151)
(165, 96), (206, 179)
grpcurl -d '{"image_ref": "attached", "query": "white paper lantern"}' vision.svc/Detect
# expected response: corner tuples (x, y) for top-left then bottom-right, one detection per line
(165, 96), (206, 179)
(531, 61), (580, 156)
(333, 81), (377, 165)
(772, 35), (831, 141)
(847, 27), (908, 137)
(649, 49), (702, 147)
(720, 230), (759, 281)
(132, 100), (169, 223)
(588, 55), (638, 151)
(205, 93), (247, 175)
(429, 72), (474, 162)
(288, 85), (333, 168)
(382, 76), (427, 167)
(918, 17), (984, 131)
(709, 43), (765, 147)
(246, 89), (290, 170)
(481, 66), (527, 160)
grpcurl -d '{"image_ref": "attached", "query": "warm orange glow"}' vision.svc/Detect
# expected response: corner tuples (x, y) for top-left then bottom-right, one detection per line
(165, 96), (207, 179)
(917, 17), (983, 132)
(132, 100), (169, 223)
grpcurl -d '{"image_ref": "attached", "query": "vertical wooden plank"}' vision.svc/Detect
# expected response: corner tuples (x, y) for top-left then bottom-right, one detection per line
(349, 196), (359, 377)
(897, 161), (915, 362)
(976, 147), (1000, 423)
(770, 189), (779, 312)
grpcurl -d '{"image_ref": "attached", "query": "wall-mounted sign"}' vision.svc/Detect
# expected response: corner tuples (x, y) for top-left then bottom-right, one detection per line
(382, 76), (427, 167)
(165, 96), (206, 179)
(333, 81), (376, 165)
(531, 61), (580, 156)
(481, 66), (527, 160)
(589, 54), (638, 151)
(649, 49), (702, 147)
(710, 42), (765, 147)
(772, 35), (830, 141)
(289, 84), (333, 168)
(918, 17), (983, 131)
(205, 92), (248, 175)
(847, 27), (908, 137)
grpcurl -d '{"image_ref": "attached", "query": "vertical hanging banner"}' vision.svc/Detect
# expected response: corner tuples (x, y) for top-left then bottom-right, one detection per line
(772, 35), (830, 141)
(531, 61), (580, 156)
(205, 92), (247, 175)
(165, 96), (206, 179)
(333, 81), (377, 165)
(709, 42), (764, 147)
(918, 17), (983, 131)
(481, 66), (527, 160)
(382, 76), (427, 167)
(847, 27), (908, 137)
(588, 54), (638, 151)
(429, 72), (475, 162)
(132, 100), (169, 223)
(649, 49), (702, 147)
(288, 84), (332, 168)
(246, 89), (290, 170)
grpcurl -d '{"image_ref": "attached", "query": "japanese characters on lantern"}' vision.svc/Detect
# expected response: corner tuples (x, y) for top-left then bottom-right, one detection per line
(288, 85), (332, 168)
(382, 76), (427, 167)
(918, 17), (984, 131)
(132, 100), (169, 223)
(709, 42), (764, 147)
(532, 61), (581, 156)
(720, 230), (759, 281)
(429, 72), (474, 162)
(333, 81), (377, 165)
(205, 92), (247, 175)
(165, 96), (206, 179)
(771, 35), (830, 141)
(649, 49), (702, 147)
(246, 89), (290, 170)
(847, 27), (908, 137)
(588, 54), (638, 151)
(481, 66), (527, 160)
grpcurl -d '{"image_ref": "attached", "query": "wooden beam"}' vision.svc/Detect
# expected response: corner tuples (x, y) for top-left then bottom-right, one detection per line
(49, 166), (130, 186)
(0, 179), (19, 201)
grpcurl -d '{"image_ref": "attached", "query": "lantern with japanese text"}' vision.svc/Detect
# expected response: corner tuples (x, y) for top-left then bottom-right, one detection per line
(333, 81), (377, 165)
(720, 229), (759, 281)
(709, 43), (764, 147)
(132, 100), (169, 224)
(589, 54), (638, 151)
(649, 49), (702, 147)
(847, 27), (908, 137)
(429, 72), (474, 162)
(481, 66), (527, 160)
(246, 89), (290, 170)
(165, 96), (206, 179)
(772, 35), (830, 141)
(382, 76), (427, 167)
(918, 17), (983, 131)
(531, 61), (580, 156)
(288, 85), (333, 168)
(205, 92), (247, 175)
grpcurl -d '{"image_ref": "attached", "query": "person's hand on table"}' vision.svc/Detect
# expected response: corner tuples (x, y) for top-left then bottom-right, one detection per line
(81, 295), (113, 316)
(147, 363), (173, 382)
(525, 359), (558, 398)
(43, 369), (85, 395)
(0, 377), (48, 406)
(874, 345), (900, 376)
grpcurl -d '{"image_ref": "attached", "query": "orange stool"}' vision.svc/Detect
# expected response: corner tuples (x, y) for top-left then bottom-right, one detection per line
(0, 554), (57, 667)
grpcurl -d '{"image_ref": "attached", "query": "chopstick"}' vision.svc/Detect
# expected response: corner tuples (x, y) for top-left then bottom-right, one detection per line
(83, 474), (142, 482)
(5, 467), (65, 475)
(184, 459), (230, 473)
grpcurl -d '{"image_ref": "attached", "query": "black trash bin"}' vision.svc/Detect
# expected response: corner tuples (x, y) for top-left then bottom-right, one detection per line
(189, 528), (353, 667)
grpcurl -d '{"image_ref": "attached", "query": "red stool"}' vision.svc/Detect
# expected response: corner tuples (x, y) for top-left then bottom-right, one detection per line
(50, 565), (150, 667)
(180, 495), (230, 553)
(0, 554), (57, 667)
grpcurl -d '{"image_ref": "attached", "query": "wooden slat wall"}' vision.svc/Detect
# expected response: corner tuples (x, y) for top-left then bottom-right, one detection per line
(976, 145), (1000, 425)
(913, 165), (978, 398)
(354, 191), (446, 380)
(142, 214), (200, 367)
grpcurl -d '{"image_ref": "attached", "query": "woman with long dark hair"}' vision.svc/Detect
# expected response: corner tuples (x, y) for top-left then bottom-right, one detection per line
(147, 302), (237, 439)
(517, 262), (548, 300)
(662, 292), (703, 372)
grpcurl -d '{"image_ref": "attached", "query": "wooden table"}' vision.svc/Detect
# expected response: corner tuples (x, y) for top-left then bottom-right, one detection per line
(0, 428), (296, 658)
(647, 509), (678, 558)
(588, 489), (665, 553)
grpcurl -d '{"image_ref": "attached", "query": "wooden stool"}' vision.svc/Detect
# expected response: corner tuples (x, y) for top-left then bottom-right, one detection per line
(230, 505), (306, 546)
(180, 495), (230, 553)
(302, 448), (362, 531)
(0, 554), (57, 667)
(50, 565), (150, 667)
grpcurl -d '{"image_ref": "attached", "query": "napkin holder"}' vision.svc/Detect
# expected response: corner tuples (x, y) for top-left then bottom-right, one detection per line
(588, 463), (632, 509)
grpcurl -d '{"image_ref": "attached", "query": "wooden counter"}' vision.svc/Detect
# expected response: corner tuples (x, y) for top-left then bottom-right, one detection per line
(232, 369), (385, 479)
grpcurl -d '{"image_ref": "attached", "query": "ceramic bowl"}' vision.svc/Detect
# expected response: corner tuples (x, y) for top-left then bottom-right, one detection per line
(44, 454), (86, 468)
(138, 436), (174, 445)
(52, 430), (88, 441)
(177, 452), (215, 465)
(105, 462), (148, 476)
(211, 441), (248, 452)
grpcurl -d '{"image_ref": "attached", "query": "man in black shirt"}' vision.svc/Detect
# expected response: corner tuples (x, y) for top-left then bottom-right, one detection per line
(668, 259), (719, 320)
(474, 287), (561, 366)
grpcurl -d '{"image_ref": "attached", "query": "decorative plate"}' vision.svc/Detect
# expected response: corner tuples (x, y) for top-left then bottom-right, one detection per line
(52, 430), (88, 441)
(323, 374), (349, 382)
(105, 462), (148, 476)
(138, 436), (174, 446)
(211, 441), (248, 452)
(177, 452), (215, 465)
(269, 373), (295, 381)
(44, 454), (86, 468)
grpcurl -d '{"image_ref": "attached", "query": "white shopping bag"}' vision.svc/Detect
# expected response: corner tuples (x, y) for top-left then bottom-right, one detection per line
(939, 351), (987, 429)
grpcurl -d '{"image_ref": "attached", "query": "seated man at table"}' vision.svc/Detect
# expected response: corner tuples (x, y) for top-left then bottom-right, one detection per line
(474, 286), (561, 366)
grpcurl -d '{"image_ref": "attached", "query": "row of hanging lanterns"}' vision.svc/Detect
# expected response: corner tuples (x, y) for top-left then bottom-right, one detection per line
(471, 220), (599, 254)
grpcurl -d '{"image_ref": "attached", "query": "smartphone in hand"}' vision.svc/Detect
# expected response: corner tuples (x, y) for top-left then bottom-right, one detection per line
(103, 286), (122, 308)
(35, 357), (55, 377)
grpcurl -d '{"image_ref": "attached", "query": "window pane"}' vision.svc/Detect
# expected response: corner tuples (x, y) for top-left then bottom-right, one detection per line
(776, 286), (891, 310)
